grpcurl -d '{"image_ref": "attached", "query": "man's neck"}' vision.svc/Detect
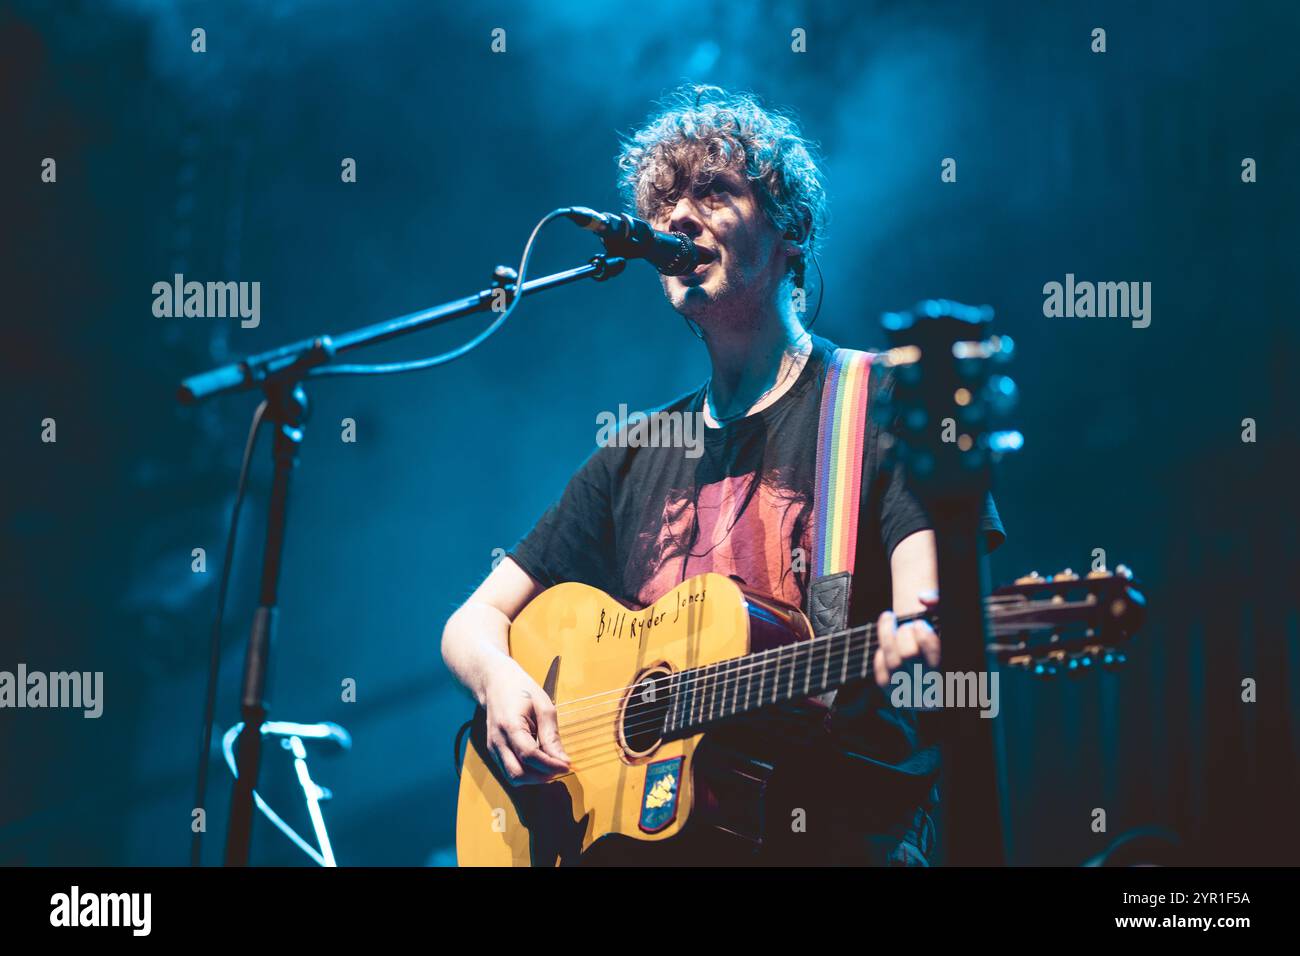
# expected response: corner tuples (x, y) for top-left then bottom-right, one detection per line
(703, 309), (811, 424)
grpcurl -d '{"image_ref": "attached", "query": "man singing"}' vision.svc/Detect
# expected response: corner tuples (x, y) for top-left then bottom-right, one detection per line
(442, 84), (1004, 865)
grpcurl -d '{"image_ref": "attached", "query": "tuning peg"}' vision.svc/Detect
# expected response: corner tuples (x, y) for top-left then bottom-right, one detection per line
(986, 374), (1018, 414)
(1015, 571), (1045, 585)
(1051, 569), (1079, 582)
(1031, 658), (1060, 679)
(1086, 567), (1111, 579)
(1115, 564), (1133, 579)
(1029, 648), (1070, 679)
(1100, 649), (1128, 672)
(986, 430), (1024, 456)
(1066, 651), (1096, 676)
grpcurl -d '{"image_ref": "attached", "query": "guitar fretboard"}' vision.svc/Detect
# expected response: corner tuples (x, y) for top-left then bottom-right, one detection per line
(662, 622), (883, 735)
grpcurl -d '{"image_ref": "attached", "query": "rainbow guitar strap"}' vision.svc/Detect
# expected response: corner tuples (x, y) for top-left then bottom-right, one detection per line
(808, 348), (875, 637)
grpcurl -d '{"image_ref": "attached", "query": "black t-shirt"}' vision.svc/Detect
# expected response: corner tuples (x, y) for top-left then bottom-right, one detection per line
(510, 335), (1005, 819)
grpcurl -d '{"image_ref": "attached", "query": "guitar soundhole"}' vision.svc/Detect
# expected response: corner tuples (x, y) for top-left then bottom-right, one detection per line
(620, 666), (673, 758)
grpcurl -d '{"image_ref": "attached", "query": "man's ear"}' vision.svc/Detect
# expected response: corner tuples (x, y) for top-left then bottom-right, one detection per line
(782, 230), (807, 288)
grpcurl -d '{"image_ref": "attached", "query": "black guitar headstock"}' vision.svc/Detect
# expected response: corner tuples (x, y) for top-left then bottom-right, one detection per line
(986, 566), (1147, 677)
(874, 300), (1022, 498)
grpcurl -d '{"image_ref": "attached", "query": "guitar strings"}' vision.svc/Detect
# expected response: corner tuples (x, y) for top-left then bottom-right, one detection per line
(550, 594), (1028, 719)
(557, 640), (884, 760)
(479, 568), (1121, 780)
(546, 617), (1019, 769)
(550, 605), (1056, 739)
(552, 615), (1068, 750)
(481, 593), (1100, 775)
(550, 611), (1093, 758)
(555, 618), (1054, 756)
(506, 620), (1100, 776)
(551, 620), (889, 727)
(550, 594), (1038, 726)
(553, 605), (1106, 754)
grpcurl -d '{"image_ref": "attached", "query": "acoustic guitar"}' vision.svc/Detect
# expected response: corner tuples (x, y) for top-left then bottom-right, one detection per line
(455, 566), (1144, 866)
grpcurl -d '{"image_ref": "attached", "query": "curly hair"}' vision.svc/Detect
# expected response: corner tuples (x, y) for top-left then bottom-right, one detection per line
(616, 84), (827, 287)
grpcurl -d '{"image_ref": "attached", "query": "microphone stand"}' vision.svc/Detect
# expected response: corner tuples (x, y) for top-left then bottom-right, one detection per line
(221, 720), (352, 866)
(181, 252), (627, 866)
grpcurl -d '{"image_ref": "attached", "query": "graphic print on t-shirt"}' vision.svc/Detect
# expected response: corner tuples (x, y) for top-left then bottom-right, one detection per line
(629, 464), (813, 610)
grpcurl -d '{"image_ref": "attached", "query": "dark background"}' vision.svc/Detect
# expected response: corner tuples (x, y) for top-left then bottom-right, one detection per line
(2, 0), (1297, 866)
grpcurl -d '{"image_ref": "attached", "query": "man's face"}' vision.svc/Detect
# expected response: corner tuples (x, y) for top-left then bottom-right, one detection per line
(647, 166), (789, 328)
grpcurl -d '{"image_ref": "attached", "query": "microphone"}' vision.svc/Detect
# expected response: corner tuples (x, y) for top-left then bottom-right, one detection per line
(561, 207), (701, 276)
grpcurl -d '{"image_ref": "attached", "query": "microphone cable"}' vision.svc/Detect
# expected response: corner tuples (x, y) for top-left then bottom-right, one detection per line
(189, 398), (267, 866)
(307, 209), (569, 379)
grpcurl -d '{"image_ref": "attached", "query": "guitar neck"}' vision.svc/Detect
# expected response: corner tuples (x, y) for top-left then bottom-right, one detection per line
(653, 569), (1132, 738)
(663, 617), (898, 736)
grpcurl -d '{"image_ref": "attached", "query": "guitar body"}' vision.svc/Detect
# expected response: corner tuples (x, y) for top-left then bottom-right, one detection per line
(455, 572), (812, 866)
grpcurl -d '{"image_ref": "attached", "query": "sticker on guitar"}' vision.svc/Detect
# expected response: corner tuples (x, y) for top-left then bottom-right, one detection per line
(639, 756), (683, 832)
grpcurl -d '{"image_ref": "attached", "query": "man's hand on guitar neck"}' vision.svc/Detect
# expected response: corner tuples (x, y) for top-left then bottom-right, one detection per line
(873, 593), (941, 689)
(873, 529), (942, 690)
(441, 555), (570, 786)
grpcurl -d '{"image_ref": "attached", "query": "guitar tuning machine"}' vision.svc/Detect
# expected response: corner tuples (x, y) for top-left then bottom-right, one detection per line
(1086, 563), (1133, 580)
(1022, 647), (1061, 679)
(1100, 648), (1128, 672)
(1065, 646), (1100, 676)
(1015, 644), (1121, 679)
(985, 374), (1018, 415)
(1030, 658), (1059, 679)
(990, 334), (1015, 363)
